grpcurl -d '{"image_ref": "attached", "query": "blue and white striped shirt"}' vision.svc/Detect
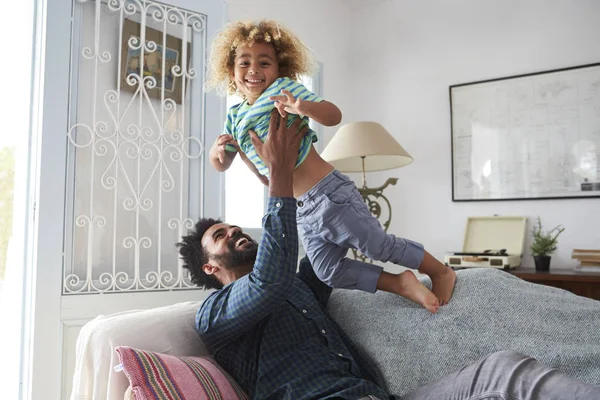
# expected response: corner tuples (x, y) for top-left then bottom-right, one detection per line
(197, 197), (391, 400)
(223, 77), (322, 178)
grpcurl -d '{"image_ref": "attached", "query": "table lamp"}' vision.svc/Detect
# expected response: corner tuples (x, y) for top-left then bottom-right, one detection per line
(320, 121), (413, 261)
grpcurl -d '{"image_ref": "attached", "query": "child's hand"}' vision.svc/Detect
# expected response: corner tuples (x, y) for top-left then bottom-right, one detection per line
(269, 90), (309, 117)
(214, 134), (236, 164)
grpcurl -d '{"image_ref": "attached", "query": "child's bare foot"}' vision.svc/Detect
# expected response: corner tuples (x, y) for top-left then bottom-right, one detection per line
(430, 267), (456, 305)
(397, 271), (440, 313)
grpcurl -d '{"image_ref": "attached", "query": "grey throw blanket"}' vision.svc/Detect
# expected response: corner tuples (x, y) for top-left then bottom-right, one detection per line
(327, 268), (600, 397)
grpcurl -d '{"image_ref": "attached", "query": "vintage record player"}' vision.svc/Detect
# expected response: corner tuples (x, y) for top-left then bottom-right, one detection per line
(445, 216), (527, 270)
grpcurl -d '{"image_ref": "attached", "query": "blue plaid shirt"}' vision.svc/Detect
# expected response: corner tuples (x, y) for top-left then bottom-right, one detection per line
(197, 197), (391, 400)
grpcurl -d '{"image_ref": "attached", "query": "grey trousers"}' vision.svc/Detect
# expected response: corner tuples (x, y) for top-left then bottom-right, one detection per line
(395, 350), (600, 400)
(297, 170), (424, 293)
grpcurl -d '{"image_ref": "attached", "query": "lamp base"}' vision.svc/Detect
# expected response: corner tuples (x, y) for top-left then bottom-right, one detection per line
(353, 177), (398, 263)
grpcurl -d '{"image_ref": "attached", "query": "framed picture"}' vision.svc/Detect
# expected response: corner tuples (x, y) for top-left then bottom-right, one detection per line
(120, 19), (190, 104)
(450, 63), (600, 202)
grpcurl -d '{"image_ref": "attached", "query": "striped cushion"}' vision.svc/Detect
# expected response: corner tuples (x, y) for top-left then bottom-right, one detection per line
(115, 346), (248, 400)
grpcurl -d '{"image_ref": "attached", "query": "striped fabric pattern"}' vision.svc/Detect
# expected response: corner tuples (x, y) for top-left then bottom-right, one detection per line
(116, 346), (248, 400)
(223, 77), (322, 177)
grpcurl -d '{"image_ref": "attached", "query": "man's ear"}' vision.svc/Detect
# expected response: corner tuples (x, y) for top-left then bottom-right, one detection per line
(202, 263), (218, 276)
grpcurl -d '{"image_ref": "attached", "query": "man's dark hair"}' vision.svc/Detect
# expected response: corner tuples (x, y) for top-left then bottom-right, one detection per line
(177, 218), (223, 290)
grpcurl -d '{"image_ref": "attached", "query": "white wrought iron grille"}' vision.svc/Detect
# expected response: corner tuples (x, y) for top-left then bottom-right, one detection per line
(64, 0), (207, 293)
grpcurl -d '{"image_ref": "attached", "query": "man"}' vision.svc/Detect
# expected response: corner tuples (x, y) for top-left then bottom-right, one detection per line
(178, 110), (600, 399)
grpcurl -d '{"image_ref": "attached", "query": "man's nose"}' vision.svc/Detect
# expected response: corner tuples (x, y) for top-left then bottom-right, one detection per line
(227, 226), (241, 238)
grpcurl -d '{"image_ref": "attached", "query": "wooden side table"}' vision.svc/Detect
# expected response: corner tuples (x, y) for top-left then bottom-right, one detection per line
(509, 268), (600, 301)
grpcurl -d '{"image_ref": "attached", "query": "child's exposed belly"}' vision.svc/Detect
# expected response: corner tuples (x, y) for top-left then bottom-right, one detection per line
(292, 146), (334, 198)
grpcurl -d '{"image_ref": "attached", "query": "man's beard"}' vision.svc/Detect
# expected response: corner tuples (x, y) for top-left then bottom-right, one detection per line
(212, 231), (258, 269)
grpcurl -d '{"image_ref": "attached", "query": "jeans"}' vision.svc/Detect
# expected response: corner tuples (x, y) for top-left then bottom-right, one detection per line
(296, 170), (424, 294)
(398, 350), (600, 400)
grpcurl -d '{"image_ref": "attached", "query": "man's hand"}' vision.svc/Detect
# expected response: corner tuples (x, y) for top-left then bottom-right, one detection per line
(248, 109), (308, 197)
(269, 90), (309, 117)
(248, 109), (307, 172)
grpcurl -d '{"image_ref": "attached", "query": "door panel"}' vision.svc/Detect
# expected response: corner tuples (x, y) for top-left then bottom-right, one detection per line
(30, 1), (224, 399)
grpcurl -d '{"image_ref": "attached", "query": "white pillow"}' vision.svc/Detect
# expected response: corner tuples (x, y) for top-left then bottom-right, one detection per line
(70, 301), (205, 400)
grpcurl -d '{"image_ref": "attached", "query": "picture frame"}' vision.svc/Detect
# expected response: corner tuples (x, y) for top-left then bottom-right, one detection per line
(450, 63), (600, 202)
(120, 19), (190, 104)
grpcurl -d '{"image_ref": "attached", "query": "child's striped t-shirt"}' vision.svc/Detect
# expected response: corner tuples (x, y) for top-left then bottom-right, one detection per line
(223, 77), (323, 178)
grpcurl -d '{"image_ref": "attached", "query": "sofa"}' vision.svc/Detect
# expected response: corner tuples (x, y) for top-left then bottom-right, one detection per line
(70, 268), (600, 399)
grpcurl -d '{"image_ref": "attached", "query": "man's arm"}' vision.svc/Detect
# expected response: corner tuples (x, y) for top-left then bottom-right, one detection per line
(198, 197), (298, 351)
(198, 111), (308, 352)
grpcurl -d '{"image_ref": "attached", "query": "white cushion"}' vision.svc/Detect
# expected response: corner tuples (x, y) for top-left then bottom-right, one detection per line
(70, 301), (205, 400)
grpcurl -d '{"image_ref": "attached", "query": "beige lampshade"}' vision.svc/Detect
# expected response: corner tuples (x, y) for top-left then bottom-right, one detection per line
(320, 121), (413, 172)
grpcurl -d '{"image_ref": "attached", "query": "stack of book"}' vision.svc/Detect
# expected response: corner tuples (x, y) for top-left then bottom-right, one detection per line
(572, 249), (600, 271)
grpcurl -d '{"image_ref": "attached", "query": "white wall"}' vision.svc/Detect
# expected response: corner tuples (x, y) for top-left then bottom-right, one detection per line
(350, 0), (600, 268)
(224, 0), (355, 142)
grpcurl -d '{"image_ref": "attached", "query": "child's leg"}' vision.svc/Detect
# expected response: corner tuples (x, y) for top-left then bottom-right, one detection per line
(304, 236), (439, 313)
(416, 251), (456, 305)
(299, 204), (439, 313)
(377, 270), (440, 313)
(305, 171), (455, 305)
(342, 197), (456, 305)
(298, 225), (381, 293)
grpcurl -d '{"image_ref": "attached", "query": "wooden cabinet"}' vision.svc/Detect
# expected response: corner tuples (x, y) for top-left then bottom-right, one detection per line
(510, 268), (600, 301)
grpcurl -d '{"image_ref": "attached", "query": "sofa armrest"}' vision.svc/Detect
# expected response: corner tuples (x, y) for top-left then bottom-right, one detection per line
(70, 301), (206, 400)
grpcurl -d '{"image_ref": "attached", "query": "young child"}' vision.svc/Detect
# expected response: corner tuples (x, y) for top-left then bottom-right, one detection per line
(205, 20), (455, 313)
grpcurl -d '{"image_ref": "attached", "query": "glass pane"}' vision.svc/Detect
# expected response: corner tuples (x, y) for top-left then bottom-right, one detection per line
(64, 0), (207, 293)
(224, 94), (265, 228)
(0, 0), (35, 396)
(300, 74), (314, 91)
(300, 74), (321, 147)
(225, 158), (266, 228)
(0, 147), (14, 284)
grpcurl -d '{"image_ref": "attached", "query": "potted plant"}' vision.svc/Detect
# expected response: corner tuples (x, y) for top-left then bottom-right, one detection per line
(530, 217), (565, 271)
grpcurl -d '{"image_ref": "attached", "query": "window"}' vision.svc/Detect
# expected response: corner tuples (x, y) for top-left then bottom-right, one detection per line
(0, 0), (35, 397)
(63, 0), (217, 294)
(224, 70), (323, 232)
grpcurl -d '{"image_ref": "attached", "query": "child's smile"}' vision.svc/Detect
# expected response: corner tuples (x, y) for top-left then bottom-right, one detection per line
(231, 42), (280, 104)
(245, 78), (266, 87)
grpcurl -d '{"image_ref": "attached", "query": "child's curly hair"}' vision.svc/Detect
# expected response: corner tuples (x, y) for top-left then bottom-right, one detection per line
(205, 20), (316, 96)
